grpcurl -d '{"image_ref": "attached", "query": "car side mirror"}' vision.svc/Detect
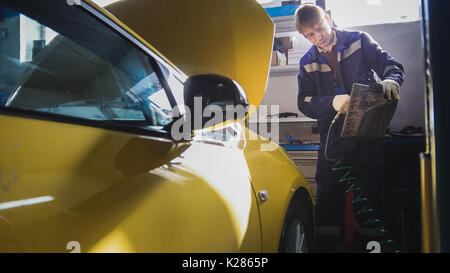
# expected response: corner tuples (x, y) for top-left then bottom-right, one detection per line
(183, 74), (249, 130)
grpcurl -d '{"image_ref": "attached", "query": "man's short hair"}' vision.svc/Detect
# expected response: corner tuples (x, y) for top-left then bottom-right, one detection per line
(294, 4), (326, 33)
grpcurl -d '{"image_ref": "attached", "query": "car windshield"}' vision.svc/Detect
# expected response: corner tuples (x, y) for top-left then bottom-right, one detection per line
(0, 0), (173, 128)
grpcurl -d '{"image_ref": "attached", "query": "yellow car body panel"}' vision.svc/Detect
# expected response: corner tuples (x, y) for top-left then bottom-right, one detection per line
(105, 0), (274, 112)
(98, 0), (314, 252)
(242, 125), (314, 252)
(0, 113), (311, 253)
(0, 114), (262, 252)
(0, 0), (314, 253)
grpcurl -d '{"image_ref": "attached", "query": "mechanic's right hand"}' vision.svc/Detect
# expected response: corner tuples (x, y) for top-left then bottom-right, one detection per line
(332, 94), (350, 114)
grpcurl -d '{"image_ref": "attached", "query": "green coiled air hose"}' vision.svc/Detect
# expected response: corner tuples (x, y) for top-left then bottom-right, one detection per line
(324, 113), (401, 253)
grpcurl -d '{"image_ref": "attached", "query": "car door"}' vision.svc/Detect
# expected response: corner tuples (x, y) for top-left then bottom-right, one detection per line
(0, 0), (260, 252)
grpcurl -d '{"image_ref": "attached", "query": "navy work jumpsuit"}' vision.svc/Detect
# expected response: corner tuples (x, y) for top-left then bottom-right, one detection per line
(297, 28), (405, 251)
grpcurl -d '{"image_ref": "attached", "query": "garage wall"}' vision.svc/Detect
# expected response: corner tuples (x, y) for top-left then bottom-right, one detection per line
(346, 21), (425, 132)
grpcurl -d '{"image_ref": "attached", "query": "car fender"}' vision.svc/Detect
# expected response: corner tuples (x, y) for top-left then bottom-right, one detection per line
(242, 125), (314, 252)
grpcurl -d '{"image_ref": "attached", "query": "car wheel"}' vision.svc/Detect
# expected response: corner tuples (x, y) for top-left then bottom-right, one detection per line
(279, 199), (313, 253)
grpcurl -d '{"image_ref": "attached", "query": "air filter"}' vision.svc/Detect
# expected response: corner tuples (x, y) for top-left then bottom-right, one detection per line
(341, 83), (398, 138)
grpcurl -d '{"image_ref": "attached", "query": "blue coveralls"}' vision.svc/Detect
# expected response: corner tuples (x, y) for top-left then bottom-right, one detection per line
(297, 28), (405, 250)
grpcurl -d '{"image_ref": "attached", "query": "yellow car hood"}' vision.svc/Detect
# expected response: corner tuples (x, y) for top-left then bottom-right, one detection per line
(104, 0), (274, 109)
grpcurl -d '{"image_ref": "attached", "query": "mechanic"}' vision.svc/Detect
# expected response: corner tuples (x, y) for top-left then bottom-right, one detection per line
(294, 4), (405, 252)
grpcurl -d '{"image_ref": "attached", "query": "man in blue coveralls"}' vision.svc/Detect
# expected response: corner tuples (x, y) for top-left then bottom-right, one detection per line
(295, 4), (405, 252)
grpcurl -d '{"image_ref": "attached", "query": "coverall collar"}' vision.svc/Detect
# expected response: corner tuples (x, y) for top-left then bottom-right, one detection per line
(317, 30), (337, 53)
(312, 27), (351, 62)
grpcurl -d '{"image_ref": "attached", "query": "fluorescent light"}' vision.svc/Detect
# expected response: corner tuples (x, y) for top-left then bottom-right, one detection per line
(0, 196), (54, 211)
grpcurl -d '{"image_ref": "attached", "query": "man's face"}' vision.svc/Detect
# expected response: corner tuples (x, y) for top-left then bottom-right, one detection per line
(300, 15), (333, 49)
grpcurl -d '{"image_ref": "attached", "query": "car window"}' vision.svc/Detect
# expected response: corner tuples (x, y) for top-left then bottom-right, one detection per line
(157, 62), (186, 115)
(0, 0), (175, 129)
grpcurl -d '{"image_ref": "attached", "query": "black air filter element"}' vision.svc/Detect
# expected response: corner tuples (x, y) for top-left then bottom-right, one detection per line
(341, 83), (398, 138)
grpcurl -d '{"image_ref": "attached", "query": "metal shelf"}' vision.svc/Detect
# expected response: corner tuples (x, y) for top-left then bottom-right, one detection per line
(248, 116), (316, 123)
(269, 14), (302, 77)
(272, 15), (297, 33)
(269, 64), (299, 77)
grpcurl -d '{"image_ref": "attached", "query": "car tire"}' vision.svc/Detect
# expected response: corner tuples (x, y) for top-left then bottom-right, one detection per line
(278, 198), (313, 253)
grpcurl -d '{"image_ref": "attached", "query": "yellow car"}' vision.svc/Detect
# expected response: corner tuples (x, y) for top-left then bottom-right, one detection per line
(0, 0), (314, 252)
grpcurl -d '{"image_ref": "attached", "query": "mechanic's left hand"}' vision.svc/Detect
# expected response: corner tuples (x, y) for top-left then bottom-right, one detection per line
(381, 79), (400, 101)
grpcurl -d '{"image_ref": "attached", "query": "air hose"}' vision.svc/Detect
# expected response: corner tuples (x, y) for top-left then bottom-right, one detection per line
(324, 112), (401, 253)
